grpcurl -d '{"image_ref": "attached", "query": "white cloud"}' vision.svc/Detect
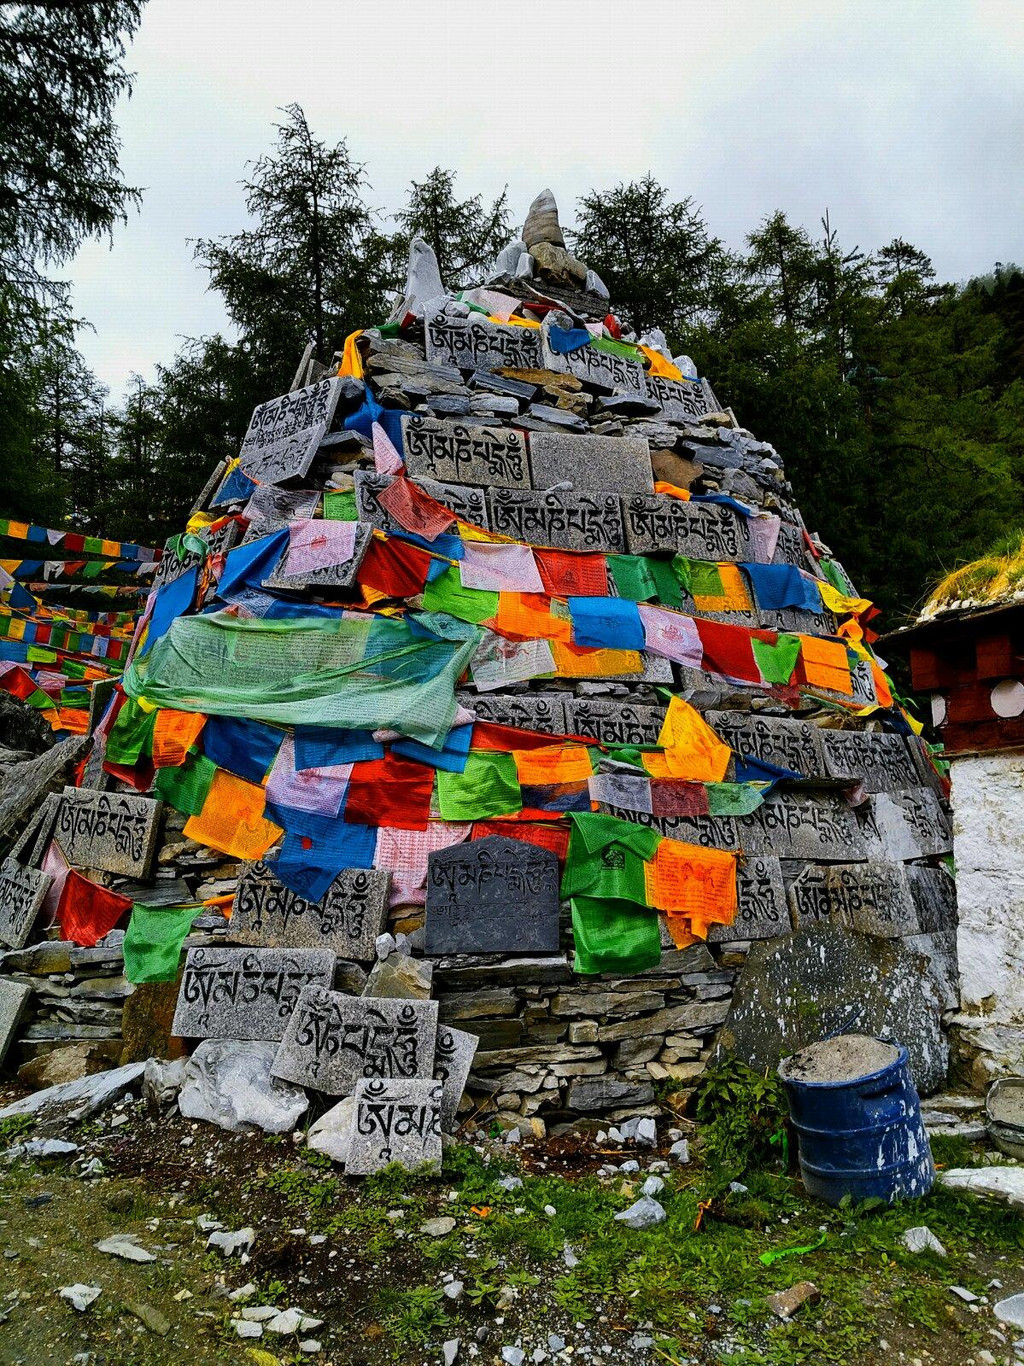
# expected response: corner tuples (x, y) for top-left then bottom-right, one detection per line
(66, 0), (1024, 394)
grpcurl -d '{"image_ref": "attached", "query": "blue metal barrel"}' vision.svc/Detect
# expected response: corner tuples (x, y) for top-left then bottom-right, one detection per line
(779, 1043), (934, 1205)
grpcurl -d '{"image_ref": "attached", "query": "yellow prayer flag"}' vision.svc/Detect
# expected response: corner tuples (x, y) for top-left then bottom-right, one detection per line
(655, 697), (732, 782)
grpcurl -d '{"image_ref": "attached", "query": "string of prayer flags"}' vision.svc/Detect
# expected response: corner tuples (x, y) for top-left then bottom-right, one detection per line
(436, 750), (522, 821)
(567, 596), (645, 651)
(265, 736), (351, 816)
(154, 752), (217, 816)
(0, 518), (160, 561)
(694, 618), (761, 684)
(571, 897), (662, 976)
(392, 723), (473, 773)
(183, 769), (283, 861)
(376, 476), (454, 541)
(494, 593), (572, 643)
(56, 870), (132, 948)
(471, 632), (555, 690)
(511, 744), (594, 787)
(123, 902), (204, 983)
(551, 640), (642, 678)
(645, 840), (737, 940)
(460, 541), (544, 594)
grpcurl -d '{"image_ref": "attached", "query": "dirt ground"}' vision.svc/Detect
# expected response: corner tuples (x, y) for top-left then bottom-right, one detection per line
(2, 1084), (1024, 1366)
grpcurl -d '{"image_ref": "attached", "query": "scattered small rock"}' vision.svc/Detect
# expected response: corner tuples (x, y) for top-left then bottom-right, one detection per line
(299, 1340), (322, 1354)
(443, 1339), (460, 1366)
(502, 1348), (525, 1366)
(642, 1175), (664, 1197)
(444, 1280), (464, 1300)
(59, 1284), (101, 1312)
(127, 1302), (171, 1336)
(614, 1195), (666, 1230)
(232, 1319), (263, 1339)
(497, 1175), (523, 1192)
(94, 1234), (156, 1263)
(949, 1285), (979, 1303)
(766, 1281), (820, 1319)
(669, 1139), (690, 1164)
(994, 1294), (1024, 1330)
(902, 1225), (947, 1256)
(207, 1227), (254, 1257)
(420, 1216), (457, 1237)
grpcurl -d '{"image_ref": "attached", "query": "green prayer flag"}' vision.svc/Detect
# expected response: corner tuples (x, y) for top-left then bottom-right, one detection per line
(646, 557), (686, 609)
(154, 752), (217, 816)
(591, 335), (644, 363)
(690, 561), (726, 598)
(671, 555), (694, 594)
(422, 567), (499, 625)
(566, 811), (660, 859)
(123, 902), (203, 983)
(821, 558), (854, 595)
(562, 812), (660, 902)
(706, 782), (766, 816)
(751, 633), (801, 684)
(571, 897), (662, 975)
(105, 696), (157, 766)
(436, 751), (521, 821)
(323, 490), (358, 521)
(607, 555), (658, 603)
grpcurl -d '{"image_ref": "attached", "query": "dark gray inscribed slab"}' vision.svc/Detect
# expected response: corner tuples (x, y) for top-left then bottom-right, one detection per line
(707, 712), (827, 781)
(542, 338), (648, 396)
(238, 377), (345, 484)
(231, 862), (390, 960)
(857, 789), (953, 862)
(54, 788), (162, 878)
(788, 861), (920, 937)
(401, 416), (530, 489)
(819, 730), (920, 792)
(906, 864), (957, 934)
(623, 496), (751, 560)
(354, 470), (489, 532)
(488, 488), (625, 552)
(457, 691), (568, 734)
(0, 861), (52, 950)
(710, 855), (790, 942)
(241, 486), (320, 542)
(425, 836), (560, 955)
(528, 432), (653, 495)
(263, 522), (373, 591)
(645, 373), (716, 422)
(425, 311), (544, 372)
(433, 1023), (478, 1132)
(171, 946), (335, 1042)
(272, 987), (438, 1095)
(346, 1077), (443, 1174)
(739, 792), (866, 861)
(564, 698), (666, 746)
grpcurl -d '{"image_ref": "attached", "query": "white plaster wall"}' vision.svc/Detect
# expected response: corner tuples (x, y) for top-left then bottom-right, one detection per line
(953, 752), (1024, 1022)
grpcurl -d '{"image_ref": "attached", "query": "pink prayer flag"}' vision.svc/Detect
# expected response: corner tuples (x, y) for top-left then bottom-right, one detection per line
(285, 519), (358, 574)
(373, 421), (404, 475)
(265, 736), (352, 816)
(470, 631), (556, 691)
(748, 513), (782, 564)
(373, 820), (472, 906)
(460, 542), (544, 593)
(638, 604), (703, 668)
(376, 476), (454, 541)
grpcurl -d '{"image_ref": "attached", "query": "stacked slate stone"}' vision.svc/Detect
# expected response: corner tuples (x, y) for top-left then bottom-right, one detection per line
(0, 188), (956, 1140)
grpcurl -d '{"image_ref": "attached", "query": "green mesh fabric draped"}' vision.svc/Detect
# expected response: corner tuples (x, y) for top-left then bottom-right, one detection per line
(122, 610), (481, 747)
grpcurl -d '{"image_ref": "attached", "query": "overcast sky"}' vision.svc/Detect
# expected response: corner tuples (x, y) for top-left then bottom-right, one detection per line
(67, 0), (1024, 398)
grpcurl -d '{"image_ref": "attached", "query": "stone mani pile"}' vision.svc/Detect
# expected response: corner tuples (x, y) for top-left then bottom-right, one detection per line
(0, 190), (957, 1165)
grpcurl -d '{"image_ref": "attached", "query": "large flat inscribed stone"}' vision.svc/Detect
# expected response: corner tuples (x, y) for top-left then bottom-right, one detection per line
(231, 862), (389, 961)
(528, 432), (654, 495)
(238, 377), (345, 484)
(788, 861), (920, 937)
(565, 698), (666, 746)
(433, 1023), (478, 1131)
(0, 978), (30, 1067)
(739, 792), (865, 861)
(402, 416), (530, 489)
(716, 925), (949, 1093)
(857, 789), (953, 862)
(710, 855), (790, 942)
(0, 861), (52, 950)
(172, 946), (334, 1042)
(645, 373), (716, 423)
(54, 788), (161, 878)
(597, 804), (740, 849)
(707, 712), (827, 781)
(263, 522), (374, 591)
(242, 486), (320, 542)
(623, 496), (752, 560)
(425, 311), (544, 373)
(488, 488), (625, 552)
(542, 339), (648, 396)
(425, 835), (560, 954)
(346, 1078), (443, 1175)
(819, 730), (919, 792)
(907, 864), (957, 934)
(458, 691), (568, 733)
(771, 520), (809, 568)
(272, 988), (439, 1095)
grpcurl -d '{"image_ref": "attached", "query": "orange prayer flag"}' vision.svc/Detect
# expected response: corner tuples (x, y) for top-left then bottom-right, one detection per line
(511, 745), (594, 787)
(653, 481), (692, 502)
(152, 709), (207, 767)
(640, 346), (683, 380)
(644, 840), (737, 932)
(664, 915), (698, 950)
(798, 636), (853, 696)
(184, 769), (283, 861)
(54, 707), (90, 734)
(871, 662), (894, 708)
(692, 563), (752, 614)
(494, 593), (572, 643)
(551, 640), (642, 678)
(656, 697), (732, 782)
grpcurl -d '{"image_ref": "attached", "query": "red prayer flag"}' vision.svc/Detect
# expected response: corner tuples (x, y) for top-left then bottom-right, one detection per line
(376, 477), (455, 541)
(534, 548), (608, 597)
(56, 868), (132, 947)
(694, 619), (760, 683)
(471, 819), (570, 862)
(358, 536), (431, 598)
(343, 752), (435, 830)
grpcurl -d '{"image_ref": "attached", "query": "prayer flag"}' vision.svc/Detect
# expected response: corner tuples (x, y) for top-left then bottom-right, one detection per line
(436, 751), (522, 821)
(184, 769), (283, 861)
(568, 596), (645, 651)
(571, 897), (661, 975)
(460, 542), (544, 594)
(123, 903), (203, 983)
(57, 870), (132, 948)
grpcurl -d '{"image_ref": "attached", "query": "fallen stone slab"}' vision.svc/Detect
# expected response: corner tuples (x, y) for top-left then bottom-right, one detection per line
(938, 1167), (1024, 1208)
(178, 1040), (308, 1135)
(0, 1061), (145, 1127)
(614, 1195), (666, 1229)
(207, 1227), (254, 1257)
(95, 1234), (156, 1263)
(3, 1138), (79, 1162)
(766, 1281), (820, 1319)
(58, 1283), (101, 1312)
(994, 1294), (1024, 1331)
(902, 1225), (947, 1256)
